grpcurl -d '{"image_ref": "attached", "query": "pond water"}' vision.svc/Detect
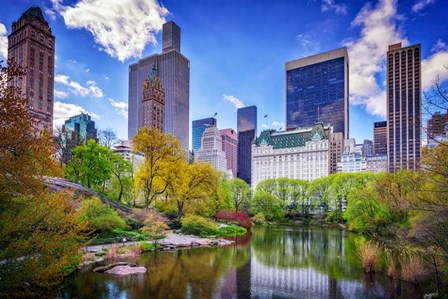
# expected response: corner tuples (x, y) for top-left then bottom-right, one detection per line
(62, 226), (430, 298)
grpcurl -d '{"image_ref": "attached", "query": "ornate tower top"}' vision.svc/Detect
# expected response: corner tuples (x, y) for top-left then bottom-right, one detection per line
(143, 63), (163, 93)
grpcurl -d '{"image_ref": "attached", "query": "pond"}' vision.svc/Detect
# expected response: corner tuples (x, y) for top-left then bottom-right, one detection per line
(62, 226), (430, 298)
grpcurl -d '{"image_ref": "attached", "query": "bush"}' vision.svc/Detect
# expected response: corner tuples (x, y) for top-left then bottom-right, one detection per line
(78, 197), (128, 232)
(216, 225), (247, 236)
(140, 213), (169, 240)
(251, 213), (266, 224)
(358, 241), (380, 273)
(140, 242), (156, 252)
(181, 214), (217, 237)
(214, 210), (253, 229)
(326, 210), (344, 223)
(125, 218), (144, 230)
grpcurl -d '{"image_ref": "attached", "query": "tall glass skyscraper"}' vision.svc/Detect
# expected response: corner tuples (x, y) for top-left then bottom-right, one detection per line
(285, 47), (349, 138)
(237, 106), (257, 185)
(192, 117), (217, 153)
(128, 21), (190, 151)
(387, 43), (421, 172)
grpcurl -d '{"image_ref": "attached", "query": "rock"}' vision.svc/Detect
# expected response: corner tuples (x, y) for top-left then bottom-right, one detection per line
(105, 265), (147, 276)
(191, 241), (200, 246)
(93, 262), (129, 273)
(210, 240), (219, 246)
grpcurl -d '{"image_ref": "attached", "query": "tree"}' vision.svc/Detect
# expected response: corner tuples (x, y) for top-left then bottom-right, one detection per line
(166, 161), (220, 219)
(66, 139), (113, 190)
(289, 179), (309, 213)
(99, 127), (119, 148)
(250, 191), (285, 221)
(108, 153), (133, 202)
(53, 126), (85, 166)
(229, 178), (252, 212)
(133, 126), (185, 208)
(0, 61), (87, 293)
(275, 178), (290, 202)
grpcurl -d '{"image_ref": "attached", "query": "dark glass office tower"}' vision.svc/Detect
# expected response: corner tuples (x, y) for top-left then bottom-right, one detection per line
(387, 43), (421, 172)
(237, 106), (257, 185)
(286, 47), (349, 138)
(192, 117), (217, 153)
(128, 21), (190, 151)
(374, 121), (387, 155)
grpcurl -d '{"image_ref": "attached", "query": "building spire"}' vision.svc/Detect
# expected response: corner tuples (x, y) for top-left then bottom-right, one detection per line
(150, 62), (157, 85)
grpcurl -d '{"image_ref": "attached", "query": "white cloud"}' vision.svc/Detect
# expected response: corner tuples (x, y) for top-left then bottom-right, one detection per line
(53, 101), (100, 129)
(345, 0), (407, 117)
(422, 48), (448, 90)
(272, 121), (285, 128)
(297, 33), (321, 56)
(108, 98), (128, 118)
(223, 94), (245, 109)
(261, 124), (269, 129)
(54, 89), (68, 99)
(412, 0), (436, 12)
(0, 23), (8, 60)
(55, 74), (104, 98)
(50, 0), (169, 62)
(43, 7), (57, 21)
(431, 39), (448, 53)
(321, 0), (347, 15)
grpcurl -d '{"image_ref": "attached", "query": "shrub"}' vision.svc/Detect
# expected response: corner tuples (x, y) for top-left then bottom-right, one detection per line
(140, 213), (169, 240)
(358, 241), (380, 273)
(214, 210), (253, 229)
(216, 225), (247, 236)
(125, 218), (144, 230)
(78, 197), (128, 232)
(140, 242), (156, 252)
(181, 214), (217, 236)
(252, 213), (266, 224)
(400, 255), (428, 284)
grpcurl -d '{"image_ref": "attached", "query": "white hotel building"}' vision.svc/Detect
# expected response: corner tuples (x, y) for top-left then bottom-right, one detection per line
(251, 122), (332, 188)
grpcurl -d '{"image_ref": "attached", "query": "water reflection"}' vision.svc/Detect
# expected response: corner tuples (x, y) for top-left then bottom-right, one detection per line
(62, 226), (427, 299)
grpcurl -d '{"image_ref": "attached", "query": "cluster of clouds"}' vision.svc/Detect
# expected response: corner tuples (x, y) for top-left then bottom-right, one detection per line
(0, 23), (7, 60)
(223, 94), (245, 109)
(343, 0), (448, 117)
(55, 74), (104, 98)
(47, 0), (169, 62)
(108, 98), (128, 118)
(321, 0), (347, 15)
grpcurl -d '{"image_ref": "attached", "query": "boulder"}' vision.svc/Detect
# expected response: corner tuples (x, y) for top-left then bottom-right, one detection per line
(105, 265), (147, 276)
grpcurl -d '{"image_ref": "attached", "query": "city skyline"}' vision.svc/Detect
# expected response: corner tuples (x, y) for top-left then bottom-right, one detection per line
(1, 0), (448, 148)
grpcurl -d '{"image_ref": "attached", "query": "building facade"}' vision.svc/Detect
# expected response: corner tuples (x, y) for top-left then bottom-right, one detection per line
(362, 140), (374, 157)
(237, 106), (257, 185)
(387, 43), (422, 172)
(427, 112), (448, 144)
(329, 132), (344, 174)
(62, 113), (97, 143)
(366, 155), (388, 173)
(192, 117), (217, 153)
(285, 47), (349, 138)
(128, 21), (190, 151)
(141, 64), (164, 132)
(112, 140), (144, 171)
(337, 138), (366, 173)
(220, 128), (238, 177)
(373, 121), (387, 155)
(251, 123), (331, 188)
(196, 126), (231, 176)
(8, 7), (55, 130)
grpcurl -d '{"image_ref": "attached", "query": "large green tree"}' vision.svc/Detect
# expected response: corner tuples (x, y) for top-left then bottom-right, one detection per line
(229, 177), (252, 212)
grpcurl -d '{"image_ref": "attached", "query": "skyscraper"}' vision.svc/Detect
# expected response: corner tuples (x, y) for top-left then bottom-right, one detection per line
(220, 128), (238, 177)
(8, 7), (55, 130)
(285, 47), (349, 138)
(62, 113), (97, 142)
(141, 63), (164, 133)
(373, 121), (387, 155)
(128, 21), (189, 151)
(192, 117), (217, 153)
(387, 42), (421, 172)
(237, 106), (257, 185)
(427, 111), (448, 144)
(196, 126), (231, 176)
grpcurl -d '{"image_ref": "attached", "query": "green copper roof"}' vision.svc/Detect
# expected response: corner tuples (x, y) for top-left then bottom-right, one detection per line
(21, 7), (46, 23)
(254, 122), (330, 149)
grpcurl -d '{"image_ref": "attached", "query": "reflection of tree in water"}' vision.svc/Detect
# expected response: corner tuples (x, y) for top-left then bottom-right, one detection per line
(251, 226), (363, 280)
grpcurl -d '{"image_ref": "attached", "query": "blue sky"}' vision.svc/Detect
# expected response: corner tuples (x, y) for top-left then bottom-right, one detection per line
(1, 0), (448, 147)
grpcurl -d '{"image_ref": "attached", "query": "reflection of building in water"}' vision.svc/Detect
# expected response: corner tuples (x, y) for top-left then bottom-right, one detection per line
(250, 256), (363, 298)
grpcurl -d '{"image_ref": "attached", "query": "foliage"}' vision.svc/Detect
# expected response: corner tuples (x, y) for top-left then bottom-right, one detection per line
(214, 209), (253, 229)
(0, 61), (87, 293)
(251, 213), (266, 224)
(66, 139), (113, 190)
(216, 225), (247, 236)
(140, 213), (169, 239)
(108, 152), (133, 202)
(133, 126), (185, 208)
(181, 214), (218, 237)
(78, 197), (128, 233)
(250, 192), (285, 221)
(140, 242), (156, 252)
(166, 161), (220, 219)
(228, 178), (252, 212)
(357, 241), (380, 273)
(53, 125), (85, 167)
